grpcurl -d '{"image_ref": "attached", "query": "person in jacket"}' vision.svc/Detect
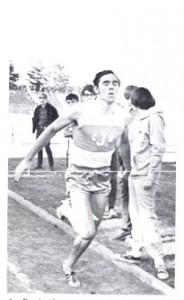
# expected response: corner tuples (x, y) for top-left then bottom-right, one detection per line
(15, 70), (131, 288)
(117, 87), (169, 280)
(32, 92), (59, 170)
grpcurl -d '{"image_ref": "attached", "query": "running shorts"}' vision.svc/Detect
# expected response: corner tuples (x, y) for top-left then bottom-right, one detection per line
(65, 164), (111, 195)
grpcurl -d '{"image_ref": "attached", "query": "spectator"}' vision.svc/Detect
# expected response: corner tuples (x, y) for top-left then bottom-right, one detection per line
(117, 87), (169, 280)
(32, 92), (59, 170)
(107, 150), (119, 218)
(81, 84), (96, 102)
(64, 93), (79, 167)
(124, 85), (138, 114)
(114, 85), (138, 239)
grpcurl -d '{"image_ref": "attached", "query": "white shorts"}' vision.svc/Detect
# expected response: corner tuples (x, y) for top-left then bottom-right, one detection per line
(65, 164), (111, 195)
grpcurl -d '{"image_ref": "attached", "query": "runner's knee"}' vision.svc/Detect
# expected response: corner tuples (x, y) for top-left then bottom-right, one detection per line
(79, 227), (96, 240)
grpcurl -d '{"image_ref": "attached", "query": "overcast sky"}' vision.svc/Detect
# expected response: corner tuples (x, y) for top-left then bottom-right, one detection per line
(8, 2), (181, 86)
(5, 0), (183, 143)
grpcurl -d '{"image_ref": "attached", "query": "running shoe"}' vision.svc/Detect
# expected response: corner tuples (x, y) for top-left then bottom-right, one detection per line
(155, 265), (169, 280)
(115, 252), (141, 264)
(56, 200), (70, 219)
(109, 208), (118, 218)
(65, 271), (81, 288)
(113, 229), (132, 241)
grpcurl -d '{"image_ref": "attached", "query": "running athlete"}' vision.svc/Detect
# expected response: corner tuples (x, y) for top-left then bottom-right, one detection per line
(15, 70), (131, 288)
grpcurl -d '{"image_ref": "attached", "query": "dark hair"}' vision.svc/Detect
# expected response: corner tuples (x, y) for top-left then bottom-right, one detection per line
(39, 92), (47, 99)
(124, 85), (138, 100)
(65, 93), (79, 102)
(81, 84), (96, 96)
(93, 70), (120, 87)
(131, 87), (156, 110)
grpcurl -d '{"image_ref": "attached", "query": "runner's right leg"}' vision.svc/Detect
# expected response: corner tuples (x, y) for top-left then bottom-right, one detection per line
(62, 191), (96, 271)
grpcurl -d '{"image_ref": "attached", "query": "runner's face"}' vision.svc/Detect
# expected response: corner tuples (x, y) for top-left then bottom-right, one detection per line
(96, 74), (120, 103)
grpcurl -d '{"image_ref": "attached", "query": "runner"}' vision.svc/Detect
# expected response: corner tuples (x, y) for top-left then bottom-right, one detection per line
(15, 70), (131, 287)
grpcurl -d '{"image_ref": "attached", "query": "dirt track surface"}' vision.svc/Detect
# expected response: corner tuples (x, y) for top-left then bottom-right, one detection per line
(8, 167), (175, 290)
(8, 198), (167, 295)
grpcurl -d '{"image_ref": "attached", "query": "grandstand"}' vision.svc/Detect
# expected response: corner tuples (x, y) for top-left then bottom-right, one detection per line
(9, 90), (64, 115)
(9, 90), (35, 114)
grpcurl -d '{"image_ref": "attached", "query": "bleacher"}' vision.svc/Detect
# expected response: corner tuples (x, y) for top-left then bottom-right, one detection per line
(9, 90), (64, 115)
(9, 90), (34, 105)
(9, 90), (35, 114)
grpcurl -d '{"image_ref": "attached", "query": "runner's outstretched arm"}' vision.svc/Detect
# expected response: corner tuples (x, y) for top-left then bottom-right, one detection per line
(15, 106), (80, 181)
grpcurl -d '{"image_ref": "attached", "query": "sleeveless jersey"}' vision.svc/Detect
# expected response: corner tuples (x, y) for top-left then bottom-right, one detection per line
(69, 101), (127, 168)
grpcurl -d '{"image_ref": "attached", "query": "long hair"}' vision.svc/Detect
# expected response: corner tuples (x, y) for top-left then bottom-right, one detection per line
(131, 87), (155, 110)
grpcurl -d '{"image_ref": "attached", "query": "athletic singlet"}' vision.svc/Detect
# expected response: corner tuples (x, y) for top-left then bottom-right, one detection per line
(69, 101), (127, 168)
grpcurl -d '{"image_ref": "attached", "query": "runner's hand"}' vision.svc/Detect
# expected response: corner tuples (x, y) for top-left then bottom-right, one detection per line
(15, 159), (30, 181)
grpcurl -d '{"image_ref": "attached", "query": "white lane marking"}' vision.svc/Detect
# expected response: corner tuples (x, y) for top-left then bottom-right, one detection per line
(7, 261), (41, 293)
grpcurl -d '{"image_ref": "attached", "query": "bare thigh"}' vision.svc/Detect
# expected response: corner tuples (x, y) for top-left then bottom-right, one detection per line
(70, 191), (96, 239)
(90, 193), (108, 226)
(69, 191), (108, 238)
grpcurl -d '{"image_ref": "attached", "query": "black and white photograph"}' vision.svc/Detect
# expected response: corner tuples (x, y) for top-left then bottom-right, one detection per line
(2, 0), (183, 298)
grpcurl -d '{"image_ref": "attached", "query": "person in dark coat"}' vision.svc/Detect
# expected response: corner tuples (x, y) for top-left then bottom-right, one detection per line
(32, 92), (59, 170)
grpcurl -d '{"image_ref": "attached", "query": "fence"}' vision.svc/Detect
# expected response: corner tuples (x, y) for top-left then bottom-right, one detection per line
(9, 104), (35, 115)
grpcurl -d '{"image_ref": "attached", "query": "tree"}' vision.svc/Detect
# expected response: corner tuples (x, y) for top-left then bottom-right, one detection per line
(26, 62), (71, 94)
(26, 63), (49, 92)
(9, 61), (20, 89)
(50, 64), (69, 93)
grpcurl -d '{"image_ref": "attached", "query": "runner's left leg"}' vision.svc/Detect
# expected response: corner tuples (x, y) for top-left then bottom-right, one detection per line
(63, 191), (108, 274)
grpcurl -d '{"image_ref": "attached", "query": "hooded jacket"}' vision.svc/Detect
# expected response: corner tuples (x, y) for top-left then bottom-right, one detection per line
(32, 102), (59, 134)
(128, 107), (166, 181)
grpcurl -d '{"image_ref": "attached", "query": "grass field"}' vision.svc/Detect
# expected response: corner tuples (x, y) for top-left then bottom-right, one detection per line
(8, 158), (176, 229)
(8, 157), (176, 288)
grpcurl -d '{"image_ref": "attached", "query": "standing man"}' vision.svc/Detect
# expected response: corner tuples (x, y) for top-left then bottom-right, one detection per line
(15, 70), (131, 287)
(32, 92), (59, 170)
(114, 85), (138, 239)
(107, 149), (119, 218)
(64, 93), (79, 167)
